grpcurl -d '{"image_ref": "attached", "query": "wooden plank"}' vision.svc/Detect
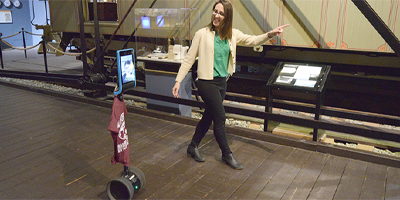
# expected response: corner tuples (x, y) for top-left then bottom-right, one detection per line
(1, 84), (400, 199)
(8, 139), (116, 199)
(385, 166), (400, 199)
(229, 145), (295, 199)
(0, 86), (175, 198)
(40, 121), (190, 199)
(0, 147), (107, 199)
(0, 129), (73, 183)
(134, 140), (218, 199)
(0, 123), (110, 194)
(0, 109), (109, 167)
(71, 125), (214, 199)
(129, 125), (190, 167)
(1, 119), (69, 157)
(307, 155), (348, 199)
(199, 139), (280, 200)
(0, 93), (96, 142)
(280, 151), (328, 200)
(359, 163), (387, 200)
(0, 85), (25, 98)
(0, 86), (35, 109)
(145, 142), (219, 198)
(333, 159), (368, 199)
(72, 131), (205, 199)
(0, 85), (188, 197)
(0, 116), (64, 152)
(255, 148), (312, 199)
(0, 100), (44, 121)
(6, 115), (176, 199)
(0, 100), (54, 130)
(0, 90), (55, 120)
(37, 133), (172, 198)
(1, 105), (158, 173)
(0, 117), (105, 170)
(172, 135), (244, 199)
(32, 150), (112, 199)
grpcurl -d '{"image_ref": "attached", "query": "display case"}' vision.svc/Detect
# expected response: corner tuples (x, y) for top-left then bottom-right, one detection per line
(134, 8), (199, 117)
(134, 8), (200, 59)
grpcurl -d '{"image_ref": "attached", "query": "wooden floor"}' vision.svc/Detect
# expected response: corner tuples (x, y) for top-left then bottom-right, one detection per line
(1, 84), (400, 199)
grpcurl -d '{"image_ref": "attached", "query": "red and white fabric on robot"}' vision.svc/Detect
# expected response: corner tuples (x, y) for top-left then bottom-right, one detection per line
(108, 95), (130, 167)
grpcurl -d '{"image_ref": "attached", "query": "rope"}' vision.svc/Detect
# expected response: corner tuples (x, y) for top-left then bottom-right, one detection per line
(0, 32), (95, 56)
(1, 39), (41, 50)
(23, 31), (42, 36)
(1, 32), (21, 39)
(46, 43), (96, 56)
(1, 30), (48, 38)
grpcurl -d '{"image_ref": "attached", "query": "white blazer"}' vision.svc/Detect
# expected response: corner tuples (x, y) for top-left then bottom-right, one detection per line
(175, 26), (272, 82)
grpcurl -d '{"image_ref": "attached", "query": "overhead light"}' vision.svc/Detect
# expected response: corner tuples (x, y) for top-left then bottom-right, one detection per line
(12, 0), (20, 8)
(3, 0), (11, 7)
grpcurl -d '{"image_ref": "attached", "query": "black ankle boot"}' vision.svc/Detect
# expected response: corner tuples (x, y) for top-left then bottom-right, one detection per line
(187, 142), (205, 162)
(222, 153), (243, 170)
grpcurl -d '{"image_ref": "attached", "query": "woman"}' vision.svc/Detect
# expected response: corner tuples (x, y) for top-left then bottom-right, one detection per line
(172, 0), (289, 170)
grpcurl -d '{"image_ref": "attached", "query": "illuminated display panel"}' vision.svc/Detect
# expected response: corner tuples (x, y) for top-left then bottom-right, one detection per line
(272, 63), (326, 90)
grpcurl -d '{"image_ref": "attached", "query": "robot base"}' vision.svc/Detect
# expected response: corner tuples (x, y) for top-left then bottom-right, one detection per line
(106, 166), (146, 200)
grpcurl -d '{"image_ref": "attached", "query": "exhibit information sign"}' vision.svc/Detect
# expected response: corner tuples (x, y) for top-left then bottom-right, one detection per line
(0, 10), (12, 24)
(274, 63), (324, 89)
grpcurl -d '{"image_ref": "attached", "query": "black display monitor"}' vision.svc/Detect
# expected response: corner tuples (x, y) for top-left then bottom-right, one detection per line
(268, 62), (330, 91)
(114, 48), (136, 95)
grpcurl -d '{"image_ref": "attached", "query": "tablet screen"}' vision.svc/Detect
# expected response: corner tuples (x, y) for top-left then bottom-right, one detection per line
(115, 49), (136, 95)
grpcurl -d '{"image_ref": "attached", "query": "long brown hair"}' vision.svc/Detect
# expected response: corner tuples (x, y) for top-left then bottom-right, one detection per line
(208, 0), (233, 40)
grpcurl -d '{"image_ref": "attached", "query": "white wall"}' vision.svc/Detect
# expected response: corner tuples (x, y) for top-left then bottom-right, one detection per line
(29, 0), (50, 45)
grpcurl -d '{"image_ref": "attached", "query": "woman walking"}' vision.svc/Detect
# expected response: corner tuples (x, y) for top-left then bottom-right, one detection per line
(172, 0), (289, 169)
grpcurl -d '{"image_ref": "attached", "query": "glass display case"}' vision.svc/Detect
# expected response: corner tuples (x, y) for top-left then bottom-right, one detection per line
(134, 8), (200, 60)
(134, 8), (199, 117)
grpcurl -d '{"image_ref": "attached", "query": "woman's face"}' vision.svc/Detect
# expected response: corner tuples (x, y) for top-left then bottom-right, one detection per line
(212, 3), (225, 31)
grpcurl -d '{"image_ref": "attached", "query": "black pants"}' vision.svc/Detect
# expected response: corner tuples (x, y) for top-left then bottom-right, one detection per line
(191, 76), (232, 156)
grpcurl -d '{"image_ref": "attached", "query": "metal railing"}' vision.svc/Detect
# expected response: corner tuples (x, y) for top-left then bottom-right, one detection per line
(1, 41), (399, 145)
(120, 87), (400, 143)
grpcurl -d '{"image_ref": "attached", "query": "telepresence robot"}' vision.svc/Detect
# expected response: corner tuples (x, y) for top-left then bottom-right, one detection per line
(107, 166), (146, 199)
(106, 48), (146, 200)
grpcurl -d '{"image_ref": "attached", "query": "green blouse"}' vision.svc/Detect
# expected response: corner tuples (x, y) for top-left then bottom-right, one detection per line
(213, 32), (230, 77)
